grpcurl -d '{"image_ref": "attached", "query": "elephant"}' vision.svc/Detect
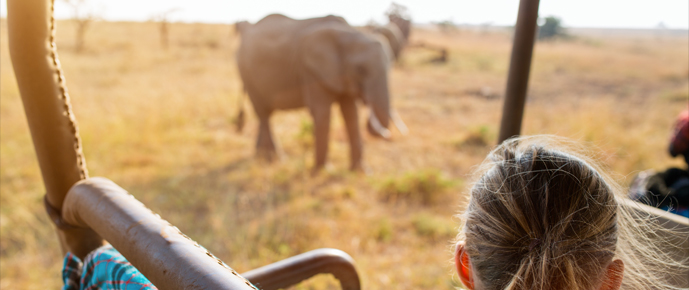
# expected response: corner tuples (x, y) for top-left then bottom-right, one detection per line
(370, 23), (405, 62)
(234, 21), (250, 36)
(388, 15), (411, 43)
(236, 14), (406, 172)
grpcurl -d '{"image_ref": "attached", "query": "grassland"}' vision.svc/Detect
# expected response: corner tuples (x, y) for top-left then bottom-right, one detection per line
(1, 19), (687, 289)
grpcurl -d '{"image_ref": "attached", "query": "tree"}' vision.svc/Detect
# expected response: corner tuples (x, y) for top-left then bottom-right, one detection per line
(385, 2), (410, 20)
(538, 16), (565, 40)
(151, 9), (180, 49)
(62, 0), (99, 53)
(434, 19), (458, 34)
(385, 2), (412, 42)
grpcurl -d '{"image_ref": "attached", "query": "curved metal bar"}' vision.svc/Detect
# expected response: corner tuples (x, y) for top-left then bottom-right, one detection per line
(497, 0), (540, 144)
(62, 177), (258, 290)
(7, 0), (103, 258)
(242, 248), (361, 290)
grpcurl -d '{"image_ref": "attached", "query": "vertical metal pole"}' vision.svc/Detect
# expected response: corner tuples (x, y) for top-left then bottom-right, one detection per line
(497, 0), (541, 144)
(8, 0), (104, 258)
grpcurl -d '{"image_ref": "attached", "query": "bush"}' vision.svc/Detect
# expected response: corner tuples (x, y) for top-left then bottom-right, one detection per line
(538, 16), (565, 40)
(454, 125), (491, 149)
(378, 170), (454, 205)
(375, 218), (394, 242)
(295, 119), (314, 148)
(411, 213), (456, 241)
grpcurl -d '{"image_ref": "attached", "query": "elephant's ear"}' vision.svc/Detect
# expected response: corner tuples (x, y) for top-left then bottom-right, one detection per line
(300, 27), (346, 95)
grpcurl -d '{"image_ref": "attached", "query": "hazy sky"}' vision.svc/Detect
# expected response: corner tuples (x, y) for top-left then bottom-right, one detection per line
(2, 0), (688, 29)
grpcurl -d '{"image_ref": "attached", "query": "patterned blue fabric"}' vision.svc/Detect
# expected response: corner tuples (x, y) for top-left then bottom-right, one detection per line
(62, 245), (156, 290)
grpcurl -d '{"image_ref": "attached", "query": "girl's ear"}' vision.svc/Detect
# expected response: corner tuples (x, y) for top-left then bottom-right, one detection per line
(455, 241), (475, 289)
(599, 259), (624, 290)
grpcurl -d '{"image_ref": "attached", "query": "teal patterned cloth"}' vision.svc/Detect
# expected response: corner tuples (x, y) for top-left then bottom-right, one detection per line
(62, 245), (156, 290)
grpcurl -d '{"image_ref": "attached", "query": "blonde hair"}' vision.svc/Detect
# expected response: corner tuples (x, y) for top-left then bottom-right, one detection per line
(455, 136), (688, 290)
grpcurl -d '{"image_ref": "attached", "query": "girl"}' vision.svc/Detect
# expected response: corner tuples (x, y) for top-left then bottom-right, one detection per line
(454, 136), (688, 290)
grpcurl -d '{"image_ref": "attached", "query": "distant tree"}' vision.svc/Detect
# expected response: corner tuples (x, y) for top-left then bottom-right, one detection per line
(365, 19), (381, 28)
(538, 16), (565, 40)
(435, 19), (458, 34)
(151, 8), (180, 49)
(385, 2), (410, 20)
(62, 0), (99, 53)
(480, 22), (494, 35)
(385, 2), (412, 42)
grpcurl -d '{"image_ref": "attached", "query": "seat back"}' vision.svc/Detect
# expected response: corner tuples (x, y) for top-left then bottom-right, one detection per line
(621, 199), (689, 288)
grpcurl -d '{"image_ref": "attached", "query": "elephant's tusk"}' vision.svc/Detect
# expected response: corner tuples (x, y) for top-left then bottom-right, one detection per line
(391, 110), (408, 135)
(369, 114), (391, 139)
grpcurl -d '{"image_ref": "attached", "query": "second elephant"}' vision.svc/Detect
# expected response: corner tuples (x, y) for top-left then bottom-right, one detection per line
(236, 14), (405, 171)
(370, 23), (405, 62)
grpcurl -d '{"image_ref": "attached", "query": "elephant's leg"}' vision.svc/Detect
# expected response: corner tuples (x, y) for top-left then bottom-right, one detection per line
(246, 83), (279, 162)
(339, 98), (364, 171)
(310, 103), (332, 172)
(256, 114), (278, 161)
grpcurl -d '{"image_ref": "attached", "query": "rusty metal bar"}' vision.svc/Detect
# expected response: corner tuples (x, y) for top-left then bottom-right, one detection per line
(497, 0), (541, 144)
(62, 177), (258, 290)
(242, 248), (361, 290)
(7, 0), (104, 258)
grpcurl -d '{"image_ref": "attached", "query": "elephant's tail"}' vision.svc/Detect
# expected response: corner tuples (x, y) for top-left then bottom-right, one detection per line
(235, 87), (246, 133)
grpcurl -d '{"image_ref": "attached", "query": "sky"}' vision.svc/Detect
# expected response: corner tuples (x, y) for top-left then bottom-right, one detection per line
(1, 0), (688, 29)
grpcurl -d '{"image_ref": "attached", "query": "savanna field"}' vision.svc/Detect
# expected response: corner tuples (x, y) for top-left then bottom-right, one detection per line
(1, 19), (687, 289)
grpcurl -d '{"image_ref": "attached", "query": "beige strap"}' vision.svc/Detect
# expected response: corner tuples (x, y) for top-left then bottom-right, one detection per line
(44, 194), (78, 230)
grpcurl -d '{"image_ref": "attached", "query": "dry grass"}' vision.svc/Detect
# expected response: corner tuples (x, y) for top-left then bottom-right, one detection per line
(1, 19), (687, 289)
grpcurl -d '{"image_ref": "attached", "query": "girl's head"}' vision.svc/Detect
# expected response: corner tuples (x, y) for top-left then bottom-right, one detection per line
(454, 136), (686, 290)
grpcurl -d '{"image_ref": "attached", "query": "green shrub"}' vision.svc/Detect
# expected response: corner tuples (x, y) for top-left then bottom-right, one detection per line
(295, 119), (314, 147)
(661, 89), (689, 102)
(411, 213), (456, 241)
(538, 16), (565, 40)
(378, 170), (454, 205)
(375, 218), (394, 242)
(454, 125), (492, 150)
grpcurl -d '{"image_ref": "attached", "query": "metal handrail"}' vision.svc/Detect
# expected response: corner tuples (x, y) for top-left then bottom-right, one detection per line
(243, 248), (361, 290)
(62, 178), (363, 289)
(63, 178), (258, 289)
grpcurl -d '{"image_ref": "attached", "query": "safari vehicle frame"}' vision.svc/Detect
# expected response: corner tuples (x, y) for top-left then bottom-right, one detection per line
(6, 0), (688, 289)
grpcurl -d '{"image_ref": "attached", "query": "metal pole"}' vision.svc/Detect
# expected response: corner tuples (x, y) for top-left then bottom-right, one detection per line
(497, 0), (541, 144)
(7, 0), (104, 258)
(243, 248), (361, 290)
(62, 178), (258, 290)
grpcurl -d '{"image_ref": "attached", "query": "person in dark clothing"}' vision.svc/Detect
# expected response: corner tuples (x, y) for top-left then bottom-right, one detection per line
(640, 168), (689, 210)
(669, 109), (689, 166)
(630, 109), (689, 217)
